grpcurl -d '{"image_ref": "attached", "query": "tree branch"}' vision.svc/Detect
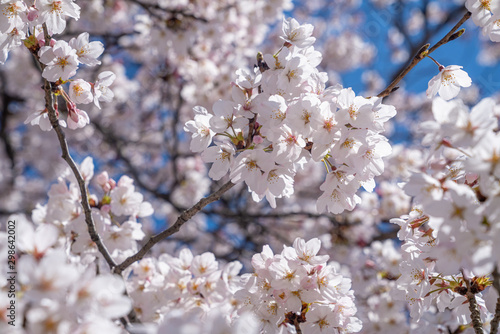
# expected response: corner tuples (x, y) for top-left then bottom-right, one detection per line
(40, 24), (117, 270)
(377, 10), (471, 98)
(113, 180), (236, 275)
(490, 268), (500, 334)
(463, 276), (484, 334)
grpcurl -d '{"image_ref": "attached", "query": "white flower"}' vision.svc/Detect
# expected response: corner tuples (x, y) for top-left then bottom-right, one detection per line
(0, 26), (25, 64)
(110, 176), (145, 216)
(230, 149), (275, 186)
(184, 106), (214, 153)
(466, 0), (500, 27)
(426, 65), (471, 100)
(201, 141), (235, 180)
(24, 108), (67, 131)
(280, 17), (316, 48)
(39, 40), (79, 81)
(483, 16), (500, 42)
(250, 166), (295, 208)
(209, 99), (246, 133)
(69, 32), (104, 66)
(93, 71), (116, 108)
(37, 0), (80, 35)
(0, 1), (27, 34)
(190, 252), (219, 277)
(69, 79), (93, 104)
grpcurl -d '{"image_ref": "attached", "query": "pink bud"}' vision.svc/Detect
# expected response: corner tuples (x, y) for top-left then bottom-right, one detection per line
(27, 7), (39, 22)
(101, 204), (111, 213)
(96, 171), (109, 186)
(465, 173), (478, 184)
(68, 108), (80, 123)
(253, 135), (264, 144)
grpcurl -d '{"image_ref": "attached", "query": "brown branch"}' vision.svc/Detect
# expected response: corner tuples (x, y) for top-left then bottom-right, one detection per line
(294, 319), (302, 334)
(492, 297), (500, 334)
(463, 275), (484, 334)
(44, 85), (118, 269)
(113, 180), (236, 275)
(491, 268), (500, 334)
(40, 24), (117, 270)
(377, 10), (471, 98)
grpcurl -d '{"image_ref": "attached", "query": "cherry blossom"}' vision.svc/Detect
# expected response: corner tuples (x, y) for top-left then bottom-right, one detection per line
(281, 17), (316, 48)
(37, 0), (80, 35)
(0, 1), (27, 34)
(2, 2), (500, 334)
(466, 0), (500, 27)
(66, 104), (89, 129)
(184, 106), (215, 153)
(69, 78), (93, 104)
(426, 65), (472, 100)
(0, 25), (25, 64)
(235, 237), (361, 333)
(93, 71), (116, 108)
(69, 32), (104, 66)
(39, 39), (79, 81)
(185, 18), (396, 214)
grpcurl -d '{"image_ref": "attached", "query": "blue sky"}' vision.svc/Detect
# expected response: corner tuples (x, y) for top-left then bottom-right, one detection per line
(330, 1), (500, 98)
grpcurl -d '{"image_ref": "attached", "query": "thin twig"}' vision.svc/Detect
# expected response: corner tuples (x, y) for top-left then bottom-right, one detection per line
(294, 319), (302, 334)
(377, 10), (471, 98)
(113, 180), (236, 275)
(40, 24), (117, 270)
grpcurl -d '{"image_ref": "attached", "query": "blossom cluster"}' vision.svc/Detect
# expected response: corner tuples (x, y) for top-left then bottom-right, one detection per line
(0, 0), (80, 63)
(1, 0), (116, 130)
(391, 95), (500, 326)
(185, 17), (396, 214)
(235, 237), (361, 333)
(125, 248), (242, 324)
(0, 156), (155, 332)
(35, 156), (153, 263)
(3, 1), (500, 333)
(122, 237), (362, 334)
(0, 216), (132, 334)
(26, 32), (115, 130)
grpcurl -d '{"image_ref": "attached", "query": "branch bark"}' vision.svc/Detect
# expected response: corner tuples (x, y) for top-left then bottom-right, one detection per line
(463, 276), (484, 334)
(490, 268), (500, 334)
(40, 24), (117, 270)
(377, 10), (471, 98)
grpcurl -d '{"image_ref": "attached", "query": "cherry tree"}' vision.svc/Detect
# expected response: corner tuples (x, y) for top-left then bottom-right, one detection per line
(1, 0), (500, 334)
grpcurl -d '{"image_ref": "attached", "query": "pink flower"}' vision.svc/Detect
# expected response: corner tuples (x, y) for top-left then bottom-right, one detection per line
(66, 103), (89, 129)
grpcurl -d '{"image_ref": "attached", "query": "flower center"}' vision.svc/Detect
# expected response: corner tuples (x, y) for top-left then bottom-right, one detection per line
(480, 0), (491, 11)
(51, 1), (63, 13)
